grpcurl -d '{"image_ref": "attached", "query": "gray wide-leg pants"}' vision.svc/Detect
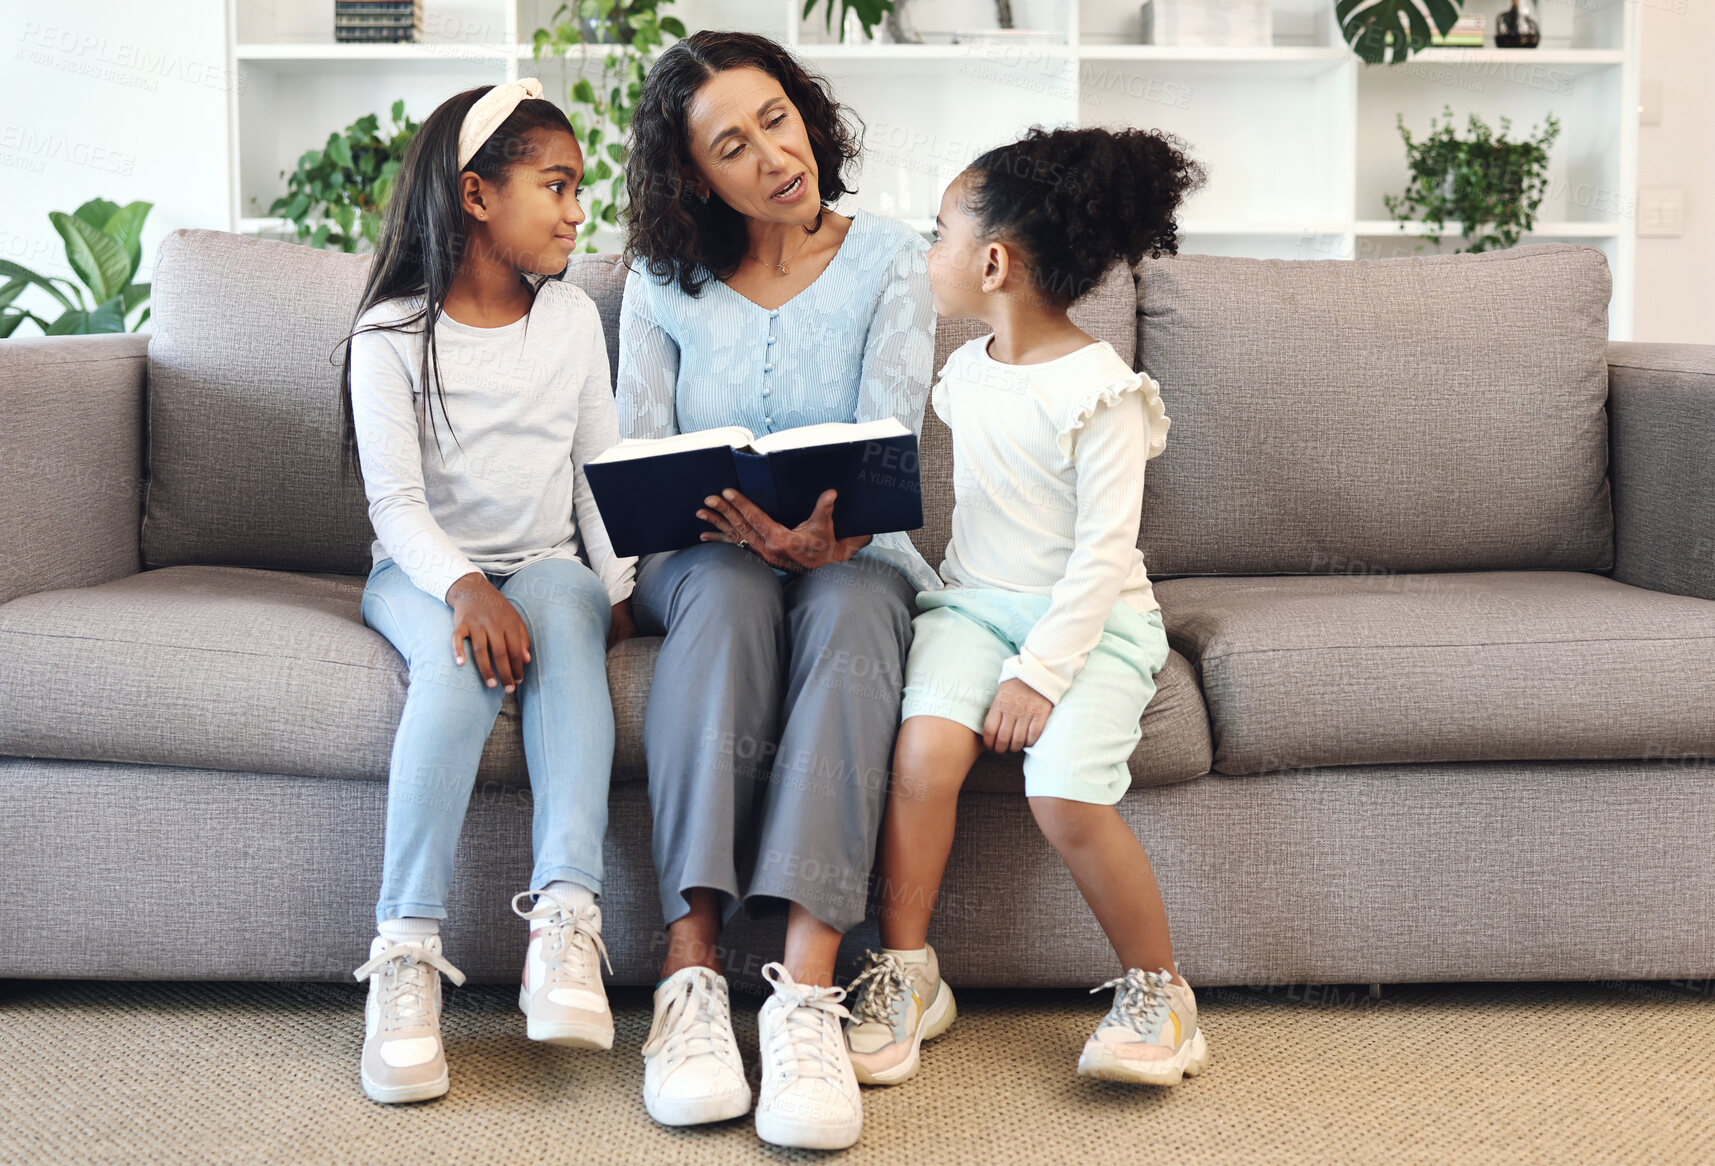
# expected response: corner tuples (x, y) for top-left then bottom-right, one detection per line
(631, 541), (916, 934)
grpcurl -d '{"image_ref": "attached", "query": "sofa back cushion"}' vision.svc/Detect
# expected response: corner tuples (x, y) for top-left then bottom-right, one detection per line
(144, 230), (374, 571)
(1134, 243), (1614, 576)
(142, 232), (633, 573)
(145, 229), (1134, 576)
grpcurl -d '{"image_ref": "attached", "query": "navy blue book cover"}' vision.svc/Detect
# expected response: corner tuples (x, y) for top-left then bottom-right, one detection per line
(584, 447), (742, 559)
(586, 432), (923, 558)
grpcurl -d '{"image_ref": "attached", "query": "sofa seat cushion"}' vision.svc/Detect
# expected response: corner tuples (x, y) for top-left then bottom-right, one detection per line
(0, 566), (651, 785)
(0, 566), (1212, 794)
(1157, 571), (1715, 776)
(964, 649), (1212, 795)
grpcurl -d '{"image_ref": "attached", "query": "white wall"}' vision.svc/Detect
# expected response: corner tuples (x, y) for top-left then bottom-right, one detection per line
(1634, 0), (1715, 344)
(1, 0), (230, 329)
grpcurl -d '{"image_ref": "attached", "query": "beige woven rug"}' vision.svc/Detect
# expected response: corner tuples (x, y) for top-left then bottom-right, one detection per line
(2, 978), (1711, 1164)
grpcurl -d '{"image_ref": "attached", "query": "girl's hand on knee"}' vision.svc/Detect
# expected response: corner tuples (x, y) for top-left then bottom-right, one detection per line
(608, 599), (636, 650)
(982, 679), (1053, 753)
(446, 572), (531, 693)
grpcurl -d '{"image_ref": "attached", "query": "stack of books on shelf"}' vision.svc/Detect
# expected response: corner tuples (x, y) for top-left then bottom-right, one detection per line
(334, 0), (422, 44)
(1430, 15), (1486, 45)
(1384, 14), (1485, 48)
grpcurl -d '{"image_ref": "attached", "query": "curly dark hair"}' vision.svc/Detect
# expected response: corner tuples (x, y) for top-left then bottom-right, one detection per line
(959, 125), (1206, 308)
(622, 30), (864, 297)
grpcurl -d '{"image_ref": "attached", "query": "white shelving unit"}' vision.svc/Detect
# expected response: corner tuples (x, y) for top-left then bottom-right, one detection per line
(227, 0), (1639, 335)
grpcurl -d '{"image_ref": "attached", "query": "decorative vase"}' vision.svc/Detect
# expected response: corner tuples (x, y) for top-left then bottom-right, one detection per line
(884, 0), (923, 43)
(1495, 0), (1540, 48)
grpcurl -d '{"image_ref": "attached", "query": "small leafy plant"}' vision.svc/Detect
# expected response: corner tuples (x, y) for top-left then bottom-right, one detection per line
(1, 199), (152, 337)
(1383, 105), (1561, 253)
(266, 100), (421, 252)
(803, 0), (895, 41)
(533, 0), (686, 253)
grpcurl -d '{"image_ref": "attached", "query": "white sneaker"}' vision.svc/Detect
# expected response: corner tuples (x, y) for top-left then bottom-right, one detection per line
(353, 934), (466, 1104)
(754, 962), (863, 1150)
(641, 966), (752, 1126)
(511, 890), (614, 1049)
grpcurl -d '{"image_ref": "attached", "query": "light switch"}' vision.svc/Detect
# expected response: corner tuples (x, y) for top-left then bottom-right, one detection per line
(1638, 188), (1685, 238)
(1638, 77), (1661, 126)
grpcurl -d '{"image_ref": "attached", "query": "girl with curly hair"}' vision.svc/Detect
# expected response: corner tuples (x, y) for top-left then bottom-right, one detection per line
(614, 30), (936, 1151)
(838, 126), (1213, 1092)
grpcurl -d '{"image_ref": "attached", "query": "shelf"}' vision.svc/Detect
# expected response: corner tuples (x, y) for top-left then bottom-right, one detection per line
(1384, 47), (1624, 66)
(1354, 219), (1619, 237)
(1182, 219), (1350, 235)
(225, 0), (1638, 336)
(236, 43), (510, 74)
(1080, 44), (1347, 65)
(795, 42), (1073, 61)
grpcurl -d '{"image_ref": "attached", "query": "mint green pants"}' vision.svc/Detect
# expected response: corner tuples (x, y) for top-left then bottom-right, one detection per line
(899, 587), (1169, 805)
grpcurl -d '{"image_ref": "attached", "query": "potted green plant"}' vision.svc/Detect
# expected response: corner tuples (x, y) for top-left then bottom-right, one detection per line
(532, 0), (686, 253)
(264, 100), (421, 252)
(803, 0), (895, 41)
(1383, 105), (1561, 253)
(1, 199), (153, 337)
(1337, 0), (1469, 64)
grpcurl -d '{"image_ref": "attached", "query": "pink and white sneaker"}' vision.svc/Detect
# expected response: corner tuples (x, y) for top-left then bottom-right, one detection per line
(1076, 966), (1211, 1086)
(511, 889), (614, 1049)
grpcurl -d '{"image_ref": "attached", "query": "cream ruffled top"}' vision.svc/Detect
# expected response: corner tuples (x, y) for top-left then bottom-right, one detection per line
(929, 334), (1169, 704)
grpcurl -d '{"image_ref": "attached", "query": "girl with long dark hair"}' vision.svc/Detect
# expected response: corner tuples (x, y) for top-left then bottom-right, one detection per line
(339, 79), (635, 1105)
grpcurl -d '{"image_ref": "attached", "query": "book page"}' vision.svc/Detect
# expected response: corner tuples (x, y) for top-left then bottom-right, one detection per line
(746, 417), (909, 455)
(588, 425), (755, 464)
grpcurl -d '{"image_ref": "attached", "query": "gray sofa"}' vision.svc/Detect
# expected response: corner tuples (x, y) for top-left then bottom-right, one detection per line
(4, 230), (1713, 990)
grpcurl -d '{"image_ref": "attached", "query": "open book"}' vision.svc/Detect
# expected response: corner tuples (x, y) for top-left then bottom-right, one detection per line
(584, 418), (924, 558)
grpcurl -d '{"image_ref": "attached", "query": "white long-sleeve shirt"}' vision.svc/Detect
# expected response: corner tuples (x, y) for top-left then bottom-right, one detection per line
(933, 334), (1170, 704)
(347, 278), (636, 605)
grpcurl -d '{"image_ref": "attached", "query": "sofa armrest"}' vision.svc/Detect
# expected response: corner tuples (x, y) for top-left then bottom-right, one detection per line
(1608, 342), (1715, 602)
(0, 333), (148, 606)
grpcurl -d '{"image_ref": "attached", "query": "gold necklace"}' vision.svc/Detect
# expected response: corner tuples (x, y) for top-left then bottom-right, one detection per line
(745, 210), (822, 276)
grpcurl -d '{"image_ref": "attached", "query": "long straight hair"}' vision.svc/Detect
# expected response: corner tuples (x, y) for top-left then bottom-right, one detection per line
(335, 87), (577, 481)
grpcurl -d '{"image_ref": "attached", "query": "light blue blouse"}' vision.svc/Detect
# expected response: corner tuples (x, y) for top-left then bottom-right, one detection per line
(615, 208), (941, 592)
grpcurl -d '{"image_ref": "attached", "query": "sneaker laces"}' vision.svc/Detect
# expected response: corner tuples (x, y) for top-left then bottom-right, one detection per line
(846, 950), (910, 1027)
(643, 968), (739, 1074)
(511, 891), (613, 988)
(1091, 967), (1175, 1038)
(353, 940), (466, 1031)
(762, 962), (852, 1084)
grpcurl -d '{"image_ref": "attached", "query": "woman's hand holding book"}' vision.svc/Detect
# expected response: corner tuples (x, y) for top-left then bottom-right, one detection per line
(697, 487), (873, 573)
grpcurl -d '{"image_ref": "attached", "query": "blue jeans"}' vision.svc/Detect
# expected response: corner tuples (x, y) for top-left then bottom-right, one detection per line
(362, 554), (614, 925)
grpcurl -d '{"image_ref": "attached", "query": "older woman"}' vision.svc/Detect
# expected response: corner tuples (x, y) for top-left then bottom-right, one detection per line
(615, 29), (936, 1152)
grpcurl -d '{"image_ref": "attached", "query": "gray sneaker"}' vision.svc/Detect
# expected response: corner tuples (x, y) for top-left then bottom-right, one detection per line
(353, 934), (466, 1104)
(843, 947), (956, 1085)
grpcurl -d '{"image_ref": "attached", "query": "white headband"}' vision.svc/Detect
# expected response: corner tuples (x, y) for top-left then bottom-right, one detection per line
(458, 77), (544, 170)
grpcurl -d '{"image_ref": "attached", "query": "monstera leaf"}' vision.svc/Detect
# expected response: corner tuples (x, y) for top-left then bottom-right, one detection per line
(1337, 0), (1464, 63)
